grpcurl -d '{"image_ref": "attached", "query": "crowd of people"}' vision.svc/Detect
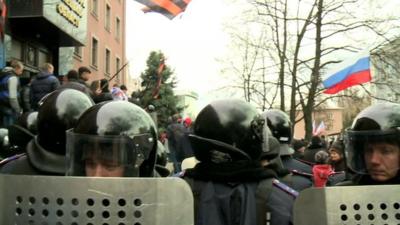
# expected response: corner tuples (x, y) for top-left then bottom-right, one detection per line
(0, 59), (399, 224)
(0, 60), (130, 128)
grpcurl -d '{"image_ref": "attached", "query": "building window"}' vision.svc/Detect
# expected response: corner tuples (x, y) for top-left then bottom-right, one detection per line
(116, 57), (121, 73)
(326, 112), (333, 119)
(74, 47), (82, 58)
(91, 0), (98, 17)
(38, 50), (50, 67)
(11, 39), (22, 60)
(91, 38), (98, 67)
(116, 57), (121, 82)
(115, 57), (121, 84)
(105, 48), (111, 75)
(26, 46), (37, 66)
(105, 4), (111, 31)
(115, 17), (121, 40)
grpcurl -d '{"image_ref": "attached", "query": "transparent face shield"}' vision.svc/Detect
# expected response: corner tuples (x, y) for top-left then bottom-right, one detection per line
(346, 129), (400, 177)
(66, 130), (155, 177)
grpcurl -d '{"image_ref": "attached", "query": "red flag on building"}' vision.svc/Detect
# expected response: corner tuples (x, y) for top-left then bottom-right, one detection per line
(134, 0), (191, 19)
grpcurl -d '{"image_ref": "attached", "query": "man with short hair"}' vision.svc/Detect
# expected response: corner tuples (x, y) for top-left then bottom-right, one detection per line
(78, 66), (91, 85)
(58, 69), (92, 96)
(30, 62), (60, 110)
(0, 60), (24, 127)
(342, 103), (400, 185)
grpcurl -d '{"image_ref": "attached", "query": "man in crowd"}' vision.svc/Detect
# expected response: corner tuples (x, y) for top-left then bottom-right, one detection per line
(30, 62), (60, 110)
(0, 60), (24, 127)
(78, 66), (91, 86)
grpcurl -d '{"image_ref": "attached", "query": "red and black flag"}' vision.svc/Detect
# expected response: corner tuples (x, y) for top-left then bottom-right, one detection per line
(0, 0), (7, 41)
(152, 57), (165, 99)
(134, 0), (192, 19)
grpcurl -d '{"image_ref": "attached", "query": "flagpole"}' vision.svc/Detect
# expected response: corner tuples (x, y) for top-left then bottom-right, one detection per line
(100, 61), (129, 90)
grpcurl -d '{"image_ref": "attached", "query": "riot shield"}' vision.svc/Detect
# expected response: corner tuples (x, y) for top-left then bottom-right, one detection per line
(0, 175), (194, 225)
(294, 185), (400, 225)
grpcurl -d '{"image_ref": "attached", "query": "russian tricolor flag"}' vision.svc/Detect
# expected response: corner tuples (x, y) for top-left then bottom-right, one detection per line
(322, 54), (372, 94)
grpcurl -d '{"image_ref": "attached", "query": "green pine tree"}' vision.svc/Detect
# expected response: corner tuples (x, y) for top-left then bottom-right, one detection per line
(138, 51), (182, 130)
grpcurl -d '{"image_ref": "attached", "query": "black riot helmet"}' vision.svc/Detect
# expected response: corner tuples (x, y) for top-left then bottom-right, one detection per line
(345, 103), (400, 175)
(66, 101), (158, 177)
(189, 99), (273, 163)
(16, 111), (38, 135)
(36, 89), (94, 155)
(263, 109), (294, 156)
(7, 112), (38, 155)
(263, 109), (292, 144)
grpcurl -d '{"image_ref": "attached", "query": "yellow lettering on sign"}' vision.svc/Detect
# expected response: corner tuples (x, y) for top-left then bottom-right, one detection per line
(56, 3), (81, 27)
(61, 0), (84, 18)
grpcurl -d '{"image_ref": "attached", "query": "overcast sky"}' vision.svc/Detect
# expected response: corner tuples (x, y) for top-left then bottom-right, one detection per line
(126, 0), (400, 106)
(126, 0), (240, 101)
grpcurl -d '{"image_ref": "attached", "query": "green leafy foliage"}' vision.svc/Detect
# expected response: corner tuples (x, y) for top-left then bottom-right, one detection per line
(137, 51), (182, 130)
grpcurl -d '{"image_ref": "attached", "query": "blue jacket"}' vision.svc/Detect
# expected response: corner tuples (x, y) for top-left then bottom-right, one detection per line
(30, 72), (60, 110)
(0, 71), (12, 106)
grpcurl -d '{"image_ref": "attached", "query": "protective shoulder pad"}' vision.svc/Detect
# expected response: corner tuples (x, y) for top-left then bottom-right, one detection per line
(272, 178), (299, 198)
(0, 153), (26, 166)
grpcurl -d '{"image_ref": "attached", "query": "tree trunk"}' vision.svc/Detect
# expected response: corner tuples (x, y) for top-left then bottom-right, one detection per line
(304, 0), (323, 141)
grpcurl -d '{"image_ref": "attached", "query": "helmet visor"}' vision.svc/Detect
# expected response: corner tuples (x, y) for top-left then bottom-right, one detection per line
(66, 130), (154, 177)
(346, 129), (400, 177)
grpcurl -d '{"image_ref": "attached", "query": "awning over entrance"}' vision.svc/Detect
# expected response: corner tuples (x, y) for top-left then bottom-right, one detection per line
(7, 0), (87, 47)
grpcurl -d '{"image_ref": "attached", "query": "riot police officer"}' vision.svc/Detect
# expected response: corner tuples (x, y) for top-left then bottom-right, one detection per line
(66, 101), (158, 177)
(0, 89), (94, 175)
(263, 109), (313, 190)
(183, 99), (295, 225)
(5, 112), (38, 156)
(342, 102), (400, 185)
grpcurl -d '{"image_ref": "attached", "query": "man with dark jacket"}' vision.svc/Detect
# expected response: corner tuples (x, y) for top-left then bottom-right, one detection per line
(262, 109), (313, 191)
(58, 69), (92, 96)
(303, 136), (326, 164)
(30, 63), (60, 110)
(166, 114), (185, 173)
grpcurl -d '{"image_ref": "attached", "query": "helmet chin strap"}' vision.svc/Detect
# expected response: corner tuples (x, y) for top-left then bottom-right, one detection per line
(189, 135), (252, 161)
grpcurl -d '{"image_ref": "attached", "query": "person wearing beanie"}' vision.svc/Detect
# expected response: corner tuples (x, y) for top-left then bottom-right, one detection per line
(292, 139), (307, 160)
(328, 140), (346, 172)
(303, 135), (326, 164)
